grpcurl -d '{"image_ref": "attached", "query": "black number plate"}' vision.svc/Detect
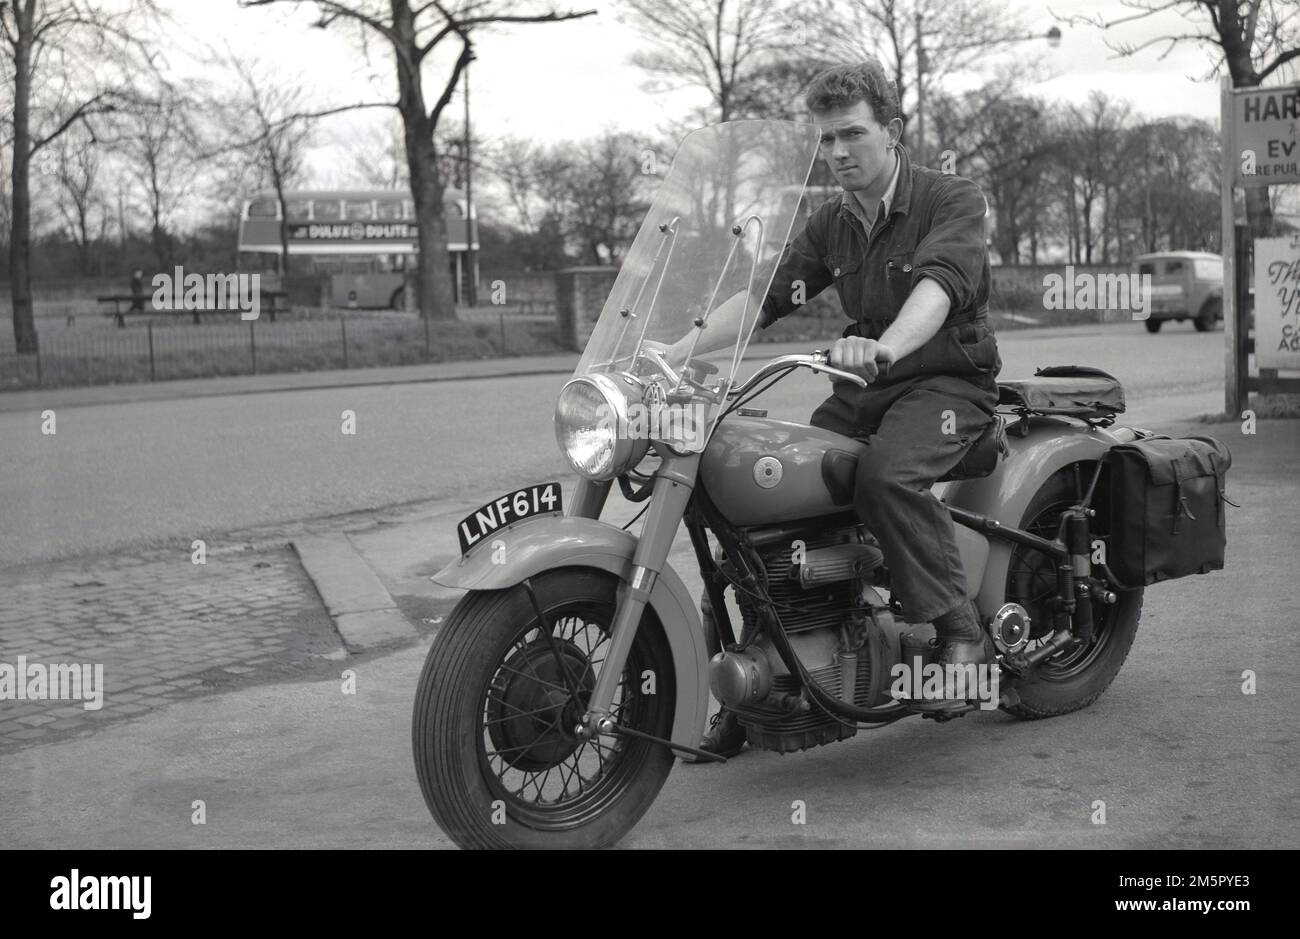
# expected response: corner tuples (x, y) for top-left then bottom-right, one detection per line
(457, 482), (563, 555)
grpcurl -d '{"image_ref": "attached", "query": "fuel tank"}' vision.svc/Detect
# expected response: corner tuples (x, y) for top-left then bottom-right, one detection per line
(700, 416), (864, 526)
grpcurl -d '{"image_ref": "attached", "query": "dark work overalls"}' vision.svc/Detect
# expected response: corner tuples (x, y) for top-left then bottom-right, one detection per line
(758, 144), (1001, 624)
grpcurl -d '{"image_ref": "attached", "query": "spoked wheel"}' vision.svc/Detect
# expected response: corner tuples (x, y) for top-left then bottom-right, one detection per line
(1001, 465), (1143, 719)
(413, 568), (676, 849)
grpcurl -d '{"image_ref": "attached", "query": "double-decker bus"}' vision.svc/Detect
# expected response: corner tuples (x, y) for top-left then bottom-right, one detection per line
(237, 188), (479, 308)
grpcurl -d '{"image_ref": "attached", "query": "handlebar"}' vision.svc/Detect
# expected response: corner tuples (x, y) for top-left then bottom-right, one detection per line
(726, 349), (890, 399)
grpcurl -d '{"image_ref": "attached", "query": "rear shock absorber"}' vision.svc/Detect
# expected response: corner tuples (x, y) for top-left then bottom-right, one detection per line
(1066, 509), (1095, 645)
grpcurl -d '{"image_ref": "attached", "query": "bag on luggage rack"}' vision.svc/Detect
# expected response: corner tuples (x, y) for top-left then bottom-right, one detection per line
(1106, 435), (1233, 587)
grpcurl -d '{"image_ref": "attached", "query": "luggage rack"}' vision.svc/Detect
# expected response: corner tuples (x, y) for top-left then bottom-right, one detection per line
(997, 366), (1126, 435)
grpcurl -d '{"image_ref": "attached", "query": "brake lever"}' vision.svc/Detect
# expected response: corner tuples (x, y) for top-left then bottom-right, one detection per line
(807, 361), (870, 388)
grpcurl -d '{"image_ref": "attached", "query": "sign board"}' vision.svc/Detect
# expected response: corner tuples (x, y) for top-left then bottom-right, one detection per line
(1232, 85), (1300, 187)
(287, 222), (418, 241)
(1254, 234), (1300, 371)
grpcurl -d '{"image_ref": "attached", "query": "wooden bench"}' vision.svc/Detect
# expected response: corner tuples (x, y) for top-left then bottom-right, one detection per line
(98, 291), (288, 326)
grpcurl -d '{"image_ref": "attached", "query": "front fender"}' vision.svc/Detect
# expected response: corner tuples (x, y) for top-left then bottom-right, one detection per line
(943, 417), (1120, 618)
(434, 515), (710, 754)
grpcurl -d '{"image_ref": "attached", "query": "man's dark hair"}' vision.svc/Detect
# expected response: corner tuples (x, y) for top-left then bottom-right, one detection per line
(804, 60), (901, 125)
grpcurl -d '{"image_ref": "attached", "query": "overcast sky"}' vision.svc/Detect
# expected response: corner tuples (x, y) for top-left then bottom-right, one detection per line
(164, 0), (1284, 186)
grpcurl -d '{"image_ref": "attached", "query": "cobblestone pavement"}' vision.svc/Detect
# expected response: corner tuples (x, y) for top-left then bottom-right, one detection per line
(0, 496), (471, 755)
(0, 540), (345, 754)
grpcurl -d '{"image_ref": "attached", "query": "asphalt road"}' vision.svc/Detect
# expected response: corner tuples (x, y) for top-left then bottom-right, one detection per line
(2, 319), (1297, 850)
(0, 322), (1225, 568)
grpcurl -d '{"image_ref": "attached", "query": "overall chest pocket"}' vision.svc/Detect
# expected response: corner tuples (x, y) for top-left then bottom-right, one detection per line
(825, 253), (862, 315)
(885, 252), (914, 311)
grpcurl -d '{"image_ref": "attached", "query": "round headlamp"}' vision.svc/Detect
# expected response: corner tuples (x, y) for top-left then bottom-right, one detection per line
(553, 374), (648, 480)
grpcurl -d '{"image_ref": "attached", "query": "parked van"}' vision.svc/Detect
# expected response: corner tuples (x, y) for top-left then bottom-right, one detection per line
(1134, 251), (1223, 333)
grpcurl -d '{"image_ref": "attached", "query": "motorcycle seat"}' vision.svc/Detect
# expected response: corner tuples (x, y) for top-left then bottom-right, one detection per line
(937, 415), (1007, 482)
(820, 417), (1006, 505)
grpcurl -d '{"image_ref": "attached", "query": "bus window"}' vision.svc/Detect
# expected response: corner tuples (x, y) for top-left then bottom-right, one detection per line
(344, 200), (373, 220)
(247, 198), (278, 218)
(315, 200), (343, 221)
(1164, 260), (1184, 274)
(376, 199), (404, 220)
(286, 200), (311, 222)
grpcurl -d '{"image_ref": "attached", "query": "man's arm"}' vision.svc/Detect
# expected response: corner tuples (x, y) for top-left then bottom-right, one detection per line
(662, 288), (748, 362)
(832, 176), (987, 381)
(662, 206), (833, 363)
(829, 278), (950, 380)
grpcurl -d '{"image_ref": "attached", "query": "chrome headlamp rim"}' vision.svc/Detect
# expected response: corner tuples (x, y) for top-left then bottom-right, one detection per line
(553, 373), (648, 481)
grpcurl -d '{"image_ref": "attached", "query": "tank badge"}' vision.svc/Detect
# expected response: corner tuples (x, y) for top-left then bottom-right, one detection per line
(753, 456), (783, 489)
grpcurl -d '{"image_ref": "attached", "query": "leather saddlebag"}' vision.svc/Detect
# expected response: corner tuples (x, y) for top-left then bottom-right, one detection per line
(1106, 435), (1233, 587)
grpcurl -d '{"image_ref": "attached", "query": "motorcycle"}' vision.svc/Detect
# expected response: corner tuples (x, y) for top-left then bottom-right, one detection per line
(412, 119), (1205, 849)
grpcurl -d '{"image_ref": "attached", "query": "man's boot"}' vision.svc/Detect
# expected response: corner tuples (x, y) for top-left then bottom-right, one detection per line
(697, 708), (746, 758)
(908, 601), (996, 712)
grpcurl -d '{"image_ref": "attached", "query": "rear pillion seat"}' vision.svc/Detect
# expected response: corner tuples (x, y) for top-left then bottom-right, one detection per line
(997, 366), (1126, 420)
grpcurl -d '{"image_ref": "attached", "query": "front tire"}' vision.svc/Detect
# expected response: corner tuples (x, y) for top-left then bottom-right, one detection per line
(1144, 319), (1162, 333)
(1001, 466), (1143, 719)
(413, 567), (676, 848)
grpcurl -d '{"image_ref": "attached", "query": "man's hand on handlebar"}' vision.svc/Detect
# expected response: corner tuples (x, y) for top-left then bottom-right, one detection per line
(829, 337), (895, 383)
(637, 339), (686, 377)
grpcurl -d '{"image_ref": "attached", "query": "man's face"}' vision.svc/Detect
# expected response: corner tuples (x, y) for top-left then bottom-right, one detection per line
(814, 100), (901, 192)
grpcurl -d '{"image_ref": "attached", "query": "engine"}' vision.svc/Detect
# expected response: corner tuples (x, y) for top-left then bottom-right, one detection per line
(709, 524), (904, 753)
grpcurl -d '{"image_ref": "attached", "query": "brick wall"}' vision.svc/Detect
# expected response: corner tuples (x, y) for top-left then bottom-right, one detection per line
(554, 266), (619, 350)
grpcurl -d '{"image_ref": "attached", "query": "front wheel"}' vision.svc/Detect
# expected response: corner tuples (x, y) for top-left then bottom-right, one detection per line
(1001, 467), (1143, 719)
(412, 567), (676, 848)
(1144, 319), (1162, 333)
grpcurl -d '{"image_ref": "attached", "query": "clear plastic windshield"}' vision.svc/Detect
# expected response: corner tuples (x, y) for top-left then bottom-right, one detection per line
(572, 120), (820, 452)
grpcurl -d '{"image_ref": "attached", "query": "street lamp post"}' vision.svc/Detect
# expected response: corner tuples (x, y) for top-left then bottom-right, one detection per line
(912, 18), (1062, 168)
(463, 46), (478, 307)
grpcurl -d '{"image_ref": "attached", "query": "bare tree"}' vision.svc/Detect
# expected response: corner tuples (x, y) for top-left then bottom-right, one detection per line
(805, 0), (1034, 151)
(931, 88), (1059, 264)
(346, 117), (409, 189)
(1, 0), (160, 353)
(116, 95), (196, 273)
(243, 0), (596, 320)
(485, 136), (547, 234)
(52, 128), (103, 275)
(1058, 0), (1299, 237)
(1068, 92), (1131, 264)
(484, 131), (649, 263)
(223, 58), (315, 275)
(618, 0), (797, 124)
(562, 131), (652, 264)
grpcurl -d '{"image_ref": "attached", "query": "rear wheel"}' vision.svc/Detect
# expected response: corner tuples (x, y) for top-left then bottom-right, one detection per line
(412, 568), (676, 848)
(1144, 319), (1162, 333)
(1001, 467), (1142, 719)
(1195, 299), (1221, 332)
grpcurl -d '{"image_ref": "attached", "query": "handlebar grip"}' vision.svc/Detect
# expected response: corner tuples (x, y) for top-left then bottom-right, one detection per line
(812, 348), (892, 371)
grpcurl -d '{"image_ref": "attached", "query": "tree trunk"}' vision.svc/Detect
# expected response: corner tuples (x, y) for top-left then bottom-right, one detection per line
(9, 11), (38, 355)
(392, 1), (456, 322)
(272, 159), (290, 277)
(405, 115), (456, 319)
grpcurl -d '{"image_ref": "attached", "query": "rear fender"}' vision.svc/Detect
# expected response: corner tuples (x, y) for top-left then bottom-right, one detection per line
(941, 417), (1120, 619)
(434, 515), (709, 754)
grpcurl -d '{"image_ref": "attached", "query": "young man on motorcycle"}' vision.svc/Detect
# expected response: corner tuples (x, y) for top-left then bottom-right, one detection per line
(660, 60), (1002, 729)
